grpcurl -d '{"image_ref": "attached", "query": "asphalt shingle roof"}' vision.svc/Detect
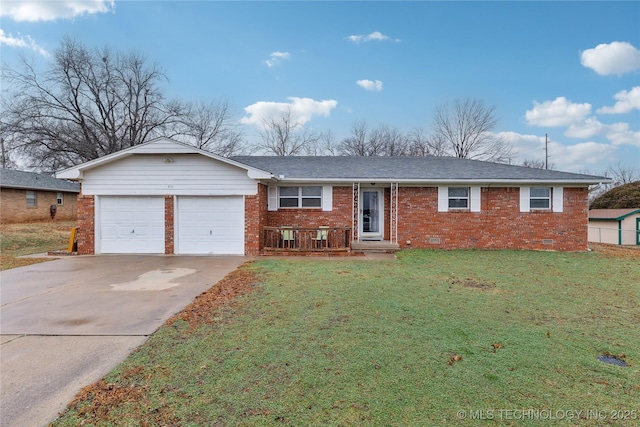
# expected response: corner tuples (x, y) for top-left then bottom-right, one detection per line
(0, 168), (80, 192)
(231, 156), (606, 183)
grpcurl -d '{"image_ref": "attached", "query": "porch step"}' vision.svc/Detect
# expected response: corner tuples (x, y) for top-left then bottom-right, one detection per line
(351, 240), (400, 253)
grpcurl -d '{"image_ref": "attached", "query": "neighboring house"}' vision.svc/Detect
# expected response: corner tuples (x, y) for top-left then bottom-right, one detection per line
(588, 209), (640, 246)
(56, 137), (607, 256)
(1, 168), (80, 223)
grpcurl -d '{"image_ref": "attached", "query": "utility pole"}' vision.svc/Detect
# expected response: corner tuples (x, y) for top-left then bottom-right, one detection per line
(545, 134), (549, 170)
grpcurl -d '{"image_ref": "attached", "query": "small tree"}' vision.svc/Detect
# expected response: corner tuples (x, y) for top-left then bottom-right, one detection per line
(175, 99), (245, 156)
(432, 98), (512, 162)
(256, 109), (319, 156)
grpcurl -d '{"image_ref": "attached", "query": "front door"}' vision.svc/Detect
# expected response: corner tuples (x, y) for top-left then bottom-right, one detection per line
(360, 188), (383, 240)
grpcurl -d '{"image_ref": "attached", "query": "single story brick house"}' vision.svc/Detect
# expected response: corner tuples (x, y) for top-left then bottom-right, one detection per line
(1, 168), (80, 223)
(56, 137), (607, 255)
(588, 208), (640, 246)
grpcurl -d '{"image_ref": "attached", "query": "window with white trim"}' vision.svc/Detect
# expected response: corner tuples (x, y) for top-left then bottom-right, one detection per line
(448, 187), (469, 209)
(530, 187), (551, 210)
(26, 190), (37, 207)
(520, 186), (563, 213)
(279, 186), (322, 208)
(57, 192), (64, 205)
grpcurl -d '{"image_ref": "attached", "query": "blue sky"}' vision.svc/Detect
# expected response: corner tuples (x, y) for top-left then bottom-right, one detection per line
(1, 1), (639, 174)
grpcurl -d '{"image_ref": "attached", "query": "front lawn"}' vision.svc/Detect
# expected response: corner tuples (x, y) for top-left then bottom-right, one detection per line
(53, 249), (639, 426)
(0, 221), (76, 270)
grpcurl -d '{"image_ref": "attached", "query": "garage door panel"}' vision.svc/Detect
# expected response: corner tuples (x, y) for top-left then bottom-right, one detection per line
(100, 197), (164, 254)
(177, 196), (244, 255)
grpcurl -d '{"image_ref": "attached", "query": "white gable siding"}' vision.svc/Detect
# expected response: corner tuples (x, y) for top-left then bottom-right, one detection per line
(80, 154), (257, 196)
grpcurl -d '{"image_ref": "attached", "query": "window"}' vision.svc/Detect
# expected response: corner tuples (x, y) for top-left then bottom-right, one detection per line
(26, 190), (37, 207)
(520, 187), (562, 213)
(530, 187), (551, 209)
(448, 187), (469, 209)
(278, 186), (322, 208)
(57, 192), (64, 205)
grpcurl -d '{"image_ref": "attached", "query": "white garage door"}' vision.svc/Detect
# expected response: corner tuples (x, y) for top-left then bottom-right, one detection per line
(100, 196), (165, 254)
(177, 196), (244, 255)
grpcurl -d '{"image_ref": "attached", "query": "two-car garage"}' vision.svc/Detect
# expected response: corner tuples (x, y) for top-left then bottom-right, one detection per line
(98, 196), (245, 255)
(56, 138), (273, 256)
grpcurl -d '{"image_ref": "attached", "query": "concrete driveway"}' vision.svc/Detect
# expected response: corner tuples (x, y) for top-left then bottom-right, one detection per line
(0, 254), (248, 427)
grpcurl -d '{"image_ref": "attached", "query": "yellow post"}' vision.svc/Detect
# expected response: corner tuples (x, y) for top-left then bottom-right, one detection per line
(68, 227), (77, 253)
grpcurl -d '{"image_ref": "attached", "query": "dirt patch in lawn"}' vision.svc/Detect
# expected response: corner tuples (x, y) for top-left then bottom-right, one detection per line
(589, 243), (640, 259)
(450, 277), (496, 290)
(165, 266), (259, 331)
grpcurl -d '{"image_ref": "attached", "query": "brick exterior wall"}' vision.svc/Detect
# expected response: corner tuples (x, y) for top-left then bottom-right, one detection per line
(395, 186), (588, 251)
(245, 183), (268, 256)
(76, 194), (95, 255)
(72, 185), (589, 255)
(266, 186), (353, 228)
(165, 196), (174, 254)
(0, 188), (78, 223)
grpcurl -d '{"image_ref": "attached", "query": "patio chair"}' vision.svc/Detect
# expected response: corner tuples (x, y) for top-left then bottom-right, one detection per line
(312, 226), (330, 249)
(281, 226), (295, 248)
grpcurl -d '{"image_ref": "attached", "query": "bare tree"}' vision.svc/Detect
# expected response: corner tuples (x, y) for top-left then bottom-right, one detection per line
(338, 121), (406, 156)
(606, 162), (639, 186)
(304, 129), (339, 155)
(432, 98), (512, 163)
(256, 109), (319, 156)
(174, 99), (245, 156)
(521, 159), (555, 169)
(405, 128), (448, 156)
(1, 37), (181, 170)
(378, 125), (408, 156)
(338, 120), (370, 156)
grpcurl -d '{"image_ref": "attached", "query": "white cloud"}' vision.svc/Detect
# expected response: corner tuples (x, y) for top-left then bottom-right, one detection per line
(240, 97), (338, 128)
(606, 122), (640, 147)
(564, 117), (605, 139)
(525, 97), (591, 127)
(0, 0), (114, 22)
(356, 79), (383, 91)
(346, 31), (400, 44)
(0, 29), (49, 57)
(580, 41), (640, 76)
(496, 131), (616, 171)
(265, 51), (291, 68)
(597, 86), (640, 114)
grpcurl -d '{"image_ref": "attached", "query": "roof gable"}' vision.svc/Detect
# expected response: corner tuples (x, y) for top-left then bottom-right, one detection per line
(56, 137), (271, 180)
(230, 156), (609, 185)
(0, 168), (80, 192)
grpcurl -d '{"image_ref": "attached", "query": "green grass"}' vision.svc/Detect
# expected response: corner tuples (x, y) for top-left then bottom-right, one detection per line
(53, 250), (640, 426)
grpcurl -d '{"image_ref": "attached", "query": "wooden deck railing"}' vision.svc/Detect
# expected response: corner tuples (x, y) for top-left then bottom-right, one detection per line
(263, 226), (352, 252)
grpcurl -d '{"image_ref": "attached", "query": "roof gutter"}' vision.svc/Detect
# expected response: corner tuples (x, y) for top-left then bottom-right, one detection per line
(261, 177), (609, 185)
